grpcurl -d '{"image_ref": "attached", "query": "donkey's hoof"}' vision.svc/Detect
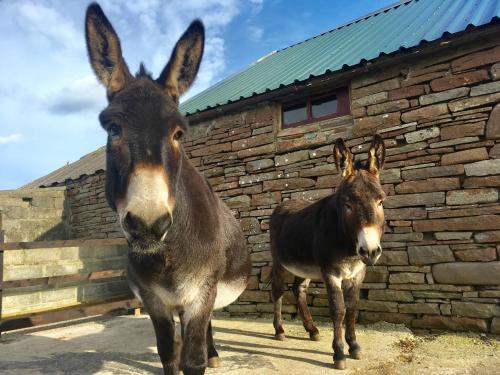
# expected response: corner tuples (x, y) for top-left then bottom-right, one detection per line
(349, 349), (362, 360)
(275, 333), (286, 341)
(333, 359), (346, 370)
(309, 332), (321, 341)
(208, 356), (221, 368)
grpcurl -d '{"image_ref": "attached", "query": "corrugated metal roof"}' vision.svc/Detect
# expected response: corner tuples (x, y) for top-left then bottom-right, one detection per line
(180, 0), (500, 115)
(22, 147), (106, 189)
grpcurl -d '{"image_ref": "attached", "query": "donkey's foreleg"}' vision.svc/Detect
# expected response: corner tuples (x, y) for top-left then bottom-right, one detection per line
(292, 277), (320, 341)
(149, 311), (178, 375)
(181, 291), (215, 375)
(324, 274), (347, 370)
(343, 280), (362, 360)
(271, 263), (287, 340)
(206, 320), (220, 368)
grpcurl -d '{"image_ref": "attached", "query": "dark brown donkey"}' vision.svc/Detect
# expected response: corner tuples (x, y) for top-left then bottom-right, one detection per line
(85, 4), (251, 375)
(270, 135), (386, 370)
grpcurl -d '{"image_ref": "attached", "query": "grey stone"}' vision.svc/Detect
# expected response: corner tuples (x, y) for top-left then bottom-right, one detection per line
(470, 81), (500, 96)
(464, 159), (500, 176)
(419, 87), (470, 105)
(404, 127), (440, 143)
(432, 262), (500, 285)
(451, 302), (500, 318)
(408, 245), (454, 265)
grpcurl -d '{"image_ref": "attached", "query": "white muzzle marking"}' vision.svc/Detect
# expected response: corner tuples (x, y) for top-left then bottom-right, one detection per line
(118, 167), (171, 233)
(357, 226), (381, 254)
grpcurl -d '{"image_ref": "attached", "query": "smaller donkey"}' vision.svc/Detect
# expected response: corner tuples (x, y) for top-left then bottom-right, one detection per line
(270, 135), (386, 370)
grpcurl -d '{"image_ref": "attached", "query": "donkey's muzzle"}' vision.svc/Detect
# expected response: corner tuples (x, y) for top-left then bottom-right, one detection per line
(123, 211), (172, 243)
(358, 246), (382, 266)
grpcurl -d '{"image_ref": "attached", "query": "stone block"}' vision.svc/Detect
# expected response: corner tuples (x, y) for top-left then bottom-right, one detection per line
(367, 99), (409, 116)
(470, 81), (500, 97)
(300, 164), (336, 177)
(401, 103), (449, 123)
(352, 112), (401, 136)
(492, 317), (500, 334)
(440, 122), (485, 140)
(402, 165), (464, 180)
(384, 192), (445, 208)
(408, 245), (454, 265)
(275, 150), (309, 166)
(434, 232), (472, 240)
(263, 178), (315, 192)
(251, 192), (281, 206)
(364, 266), (389, 282)
(486, 103), (500, 139)
(225, 195), (251, 209)
(389, 272), (425, 284)
(395, 177), (459, 193)
(414, 215), (500, 232)
(419, 87), (470, 105)
(404, 127), (439, 143)
(463, 175), (500, 188)
(389, 85), (425, 100)
(290, 189), (332, 201)
(384, 207), (427, 220)
(399, 303), (440, 314)
(474, 231), (500, 243)
(454, 248), (497, 262)
(432, 261), (500, 285)
(359, 311), (414, 325)
(358, 299), (398, 312)
(448, 92), (500, 112)
(451, 45), (500, 72)
(464, 159), (500, 176)
(430, 70), (489, 92)
(352, 91), (388, 108)
(250, 251), (272, 262)
(237, 143), (275, 158)
(451, 302), (500, 318)
(441, 147), (489, 165)
(377, 251), (409, 266)
(351, 77), (400, 99)
(368, 289), (414, 302)
(446, 188), (498, 205)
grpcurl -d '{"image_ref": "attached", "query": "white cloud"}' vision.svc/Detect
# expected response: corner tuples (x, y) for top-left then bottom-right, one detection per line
(247, 25), (264, 42)
(47, 75), (106, 115)
(0, 134), (23, 145)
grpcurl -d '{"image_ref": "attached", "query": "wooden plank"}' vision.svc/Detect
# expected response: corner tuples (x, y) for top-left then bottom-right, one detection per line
(0, 229), (4, 339)
(0, 298), (141, 333)
(2, 269), (127, 290)
(0, 238), (127, 251)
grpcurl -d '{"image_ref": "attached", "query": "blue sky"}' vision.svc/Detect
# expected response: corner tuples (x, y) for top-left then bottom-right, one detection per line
(0, 0), (395, 190)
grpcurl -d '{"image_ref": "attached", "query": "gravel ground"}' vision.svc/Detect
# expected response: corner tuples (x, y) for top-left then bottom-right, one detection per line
(0, 315), (498, 374)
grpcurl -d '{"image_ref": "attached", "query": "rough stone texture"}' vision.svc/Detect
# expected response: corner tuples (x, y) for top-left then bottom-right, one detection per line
(21, 38), (500, 333)
(451, 302), (500, 319)
(0, 188), (69, 242)
(2, 243), (130, 316)
(486, 103), (500, 139)
(432, 262), (500, 285)
(408, 245), (454, 265)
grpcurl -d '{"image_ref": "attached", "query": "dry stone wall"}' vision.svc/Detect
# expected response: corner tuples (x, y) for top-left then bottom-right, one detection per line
(182, 40), (500, 333)
(0, 187), (69, 242)
(61, 38), (500, 333)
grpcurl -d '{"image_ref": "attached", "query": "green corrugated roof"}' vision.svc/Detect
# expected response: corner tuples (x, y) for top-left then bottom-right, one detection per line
(181, 0), (500, 115)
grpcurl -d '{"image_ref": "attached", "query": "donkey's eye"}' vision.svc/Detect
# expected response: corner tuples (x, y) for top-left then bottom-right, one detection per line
(377, 200), (384, 207)
(344, 202), (352, 211)
(173, 129), (184, 141)
(108, 124), (122, 139)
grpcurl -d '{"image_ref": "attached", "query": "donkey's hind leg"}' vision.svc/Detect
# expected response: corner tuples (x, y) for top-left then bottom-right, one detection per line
(292, 277), (320, 341)
(271, 263), (287, 340)
(206, 320), (220, 368)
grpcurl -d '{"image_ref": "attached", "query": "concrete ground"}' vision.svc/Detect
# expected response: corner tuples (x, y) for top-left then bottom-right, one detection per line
(0, 315), (498, 374)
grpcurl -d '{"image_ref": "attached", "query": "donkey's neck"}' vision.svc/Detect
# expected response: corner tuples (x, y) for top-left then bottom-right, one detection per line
(163, 153), (220, 246)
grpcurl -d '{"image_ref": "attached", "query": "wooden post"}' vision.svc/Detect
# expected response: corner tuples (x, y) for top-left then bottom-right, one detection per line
(0, 227), (4, 340)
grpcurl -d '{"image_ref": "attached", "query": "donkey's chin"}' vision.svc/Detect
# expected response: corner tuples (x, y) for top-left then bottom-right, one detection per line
(127, 237), (164, 254)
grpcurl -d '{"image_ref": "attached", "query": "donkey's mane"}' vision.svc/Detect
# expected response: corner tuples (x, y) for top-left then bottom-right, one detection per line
(136, 62), (153, 78)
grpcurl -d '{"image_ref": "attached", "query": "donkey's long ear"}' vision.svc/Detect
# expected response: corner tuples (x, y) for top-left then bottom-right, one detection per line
(157, 20), (204, 104)
(333, 138), (354, 177)
(366, 134), (386, 176)
(85, 3), (132, 98)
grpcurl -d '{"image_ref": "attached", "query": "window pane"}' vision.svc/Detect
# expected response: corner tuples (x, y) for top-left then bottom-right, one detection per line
(283, 103), (307, 125)
(311, 95), (337, 118)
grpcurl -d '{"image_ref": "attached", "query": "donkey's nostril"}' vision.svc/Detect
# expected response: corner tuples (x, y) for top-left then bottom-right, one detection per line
(375, 246), (382, 256)
(123, 211), (144, 233)
(152, 214), (172, 240)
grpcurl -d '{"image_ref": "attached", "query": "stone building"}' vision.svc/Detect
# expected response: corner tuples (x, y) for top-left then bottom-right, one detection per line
(12, 0), (500, 332)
